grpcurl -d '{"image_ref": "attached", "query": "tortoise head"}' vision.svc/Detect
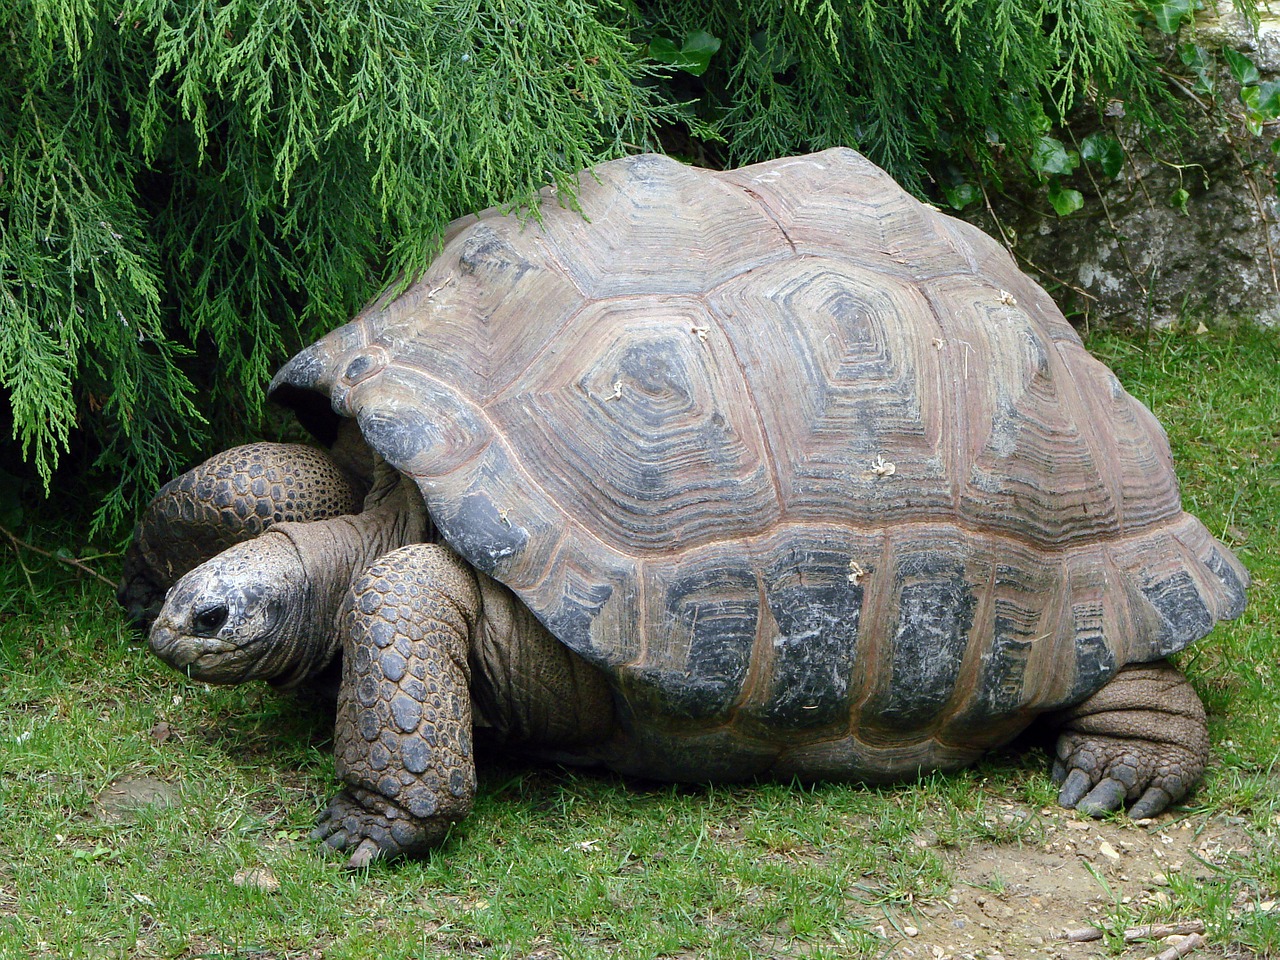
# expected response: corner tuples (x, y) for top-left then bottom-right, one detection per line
(147, 534), (312, 685)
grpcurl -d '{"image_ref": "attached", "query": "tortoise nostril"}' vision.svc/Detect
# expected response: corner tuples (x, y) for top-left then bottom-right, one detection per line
(192, 602), (229, 635)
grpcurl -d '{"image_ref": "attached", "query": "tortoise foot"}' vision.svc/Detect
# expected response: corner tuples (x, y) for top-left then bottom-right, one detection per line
(312, 786), (449, 868)
(1049, 662), (1207, 819)
(1052, 732), (1199, 819)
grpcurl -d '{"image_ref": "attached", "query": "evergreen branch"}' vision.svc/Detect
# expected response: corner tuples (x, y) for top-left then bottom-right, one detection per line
(0, 0), (1193, 536)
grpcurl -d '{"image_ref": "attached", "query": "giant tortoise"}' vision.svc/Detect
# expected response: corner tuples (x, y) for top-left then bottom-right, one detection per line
(123, 149), (1250, 867)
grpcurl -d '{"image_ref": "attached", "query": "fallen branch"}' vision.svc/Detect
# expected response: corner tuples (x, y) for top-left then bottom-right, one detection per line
(1149, 932), (1206, 960)
(0, 524), (116, 589)
(1061, 920), (1205, 943)
(1126, 921), (1206, 943)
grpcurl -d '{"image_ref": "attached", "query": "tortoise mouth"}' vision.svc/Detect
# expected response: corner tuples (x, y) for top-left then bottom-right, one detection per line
(147, 623), (273, 685)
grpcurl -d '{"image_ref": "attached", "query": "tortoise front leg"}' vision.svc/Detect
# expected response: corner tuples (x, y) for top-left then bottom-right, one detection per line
(312, 544), (481, 868)
(1050, 661), (1208, 819)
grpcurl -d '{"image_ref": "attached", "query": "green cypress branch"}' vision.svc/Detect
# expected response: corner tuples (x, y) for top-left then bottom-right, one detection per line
(0, 0), (1198, 537)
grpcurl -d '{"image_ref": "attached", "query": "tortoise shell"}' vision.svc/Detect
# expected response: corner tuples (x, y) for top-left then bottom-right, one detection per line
(270, 149), (1247, 776)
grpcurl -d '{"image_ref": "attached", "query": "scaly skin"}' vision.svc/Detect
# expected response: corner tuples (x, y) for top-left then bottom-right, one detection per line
(311, 543), (618, 867)
(1051, 661), (1208, 819)
(314, 544), (480, 867)
(147, 468), (616, 867)
(118, 442), (362, 628)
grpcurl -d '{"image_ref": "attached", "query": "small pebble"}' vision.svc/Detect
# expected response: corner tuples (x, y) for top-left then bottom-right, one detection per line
(233, 867), (280, 893)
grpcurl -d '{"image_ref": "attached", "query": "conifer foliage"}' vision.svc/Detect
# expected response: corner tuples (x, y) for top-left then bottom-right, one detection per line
(2, 0), (1176, 534)
(2, 0), (661, 531)
(644, 0), (1170, 191)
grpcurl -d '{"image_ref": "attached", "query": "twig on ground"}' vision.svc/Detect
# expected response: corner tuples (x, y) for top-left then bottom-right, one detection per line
(1129, 921), (1207, 942)
(1149, 932), (1206, 960)
(0, 524), (116, 589)
(1061, 927), (1102, 943)
(1061, 920), (1205, 943)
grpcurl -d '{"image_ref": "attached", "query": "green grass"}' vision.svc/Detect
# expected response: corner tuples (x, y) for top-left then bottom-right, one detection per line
(1, 323), (1278, 959)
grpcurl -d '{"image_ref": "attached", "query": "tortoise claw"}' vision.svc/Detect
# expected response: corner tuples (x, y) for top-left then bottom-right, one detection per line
(346, 838), (382, 871)
(1056, 768), (1092, 808)
(1050, 662), (1208, 820)
(1073, 778), (1128, 817)
(1128, 786), (1175, 820)
(1053, 728), (1199, 820)
(311, 786), (448, 868)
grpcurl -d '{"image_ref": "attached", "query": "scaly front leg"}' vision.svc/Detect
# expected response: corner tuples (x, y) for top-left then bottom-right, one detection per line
(313, 544), (481, 868)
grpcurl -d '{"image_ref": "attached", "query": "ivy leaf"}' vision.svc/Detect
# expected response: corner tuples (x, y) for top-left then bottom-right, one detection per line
(1239, 85), (1280, 135)
(1242, 86), (1266, 134)
(1030, 136), (1078, 176)
(650, 30), (722, 76)
(1170, 187), (1191, 213)
(1151, 0), (1196, 34)
(942, 182), (982, 210)
(1047, 183), (1084, 216)
(1179, 44), (1216, 95)
(682, 31), (722, 66)
(1080, 133), (1125, 178)
(1223, 47), (1261, 86)
(1254, 79), (1280, 117)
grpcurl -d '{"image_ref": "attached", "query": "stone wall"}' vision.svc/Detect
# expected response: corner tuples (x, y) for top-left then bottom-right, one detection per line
(966, 2), (1280, 328)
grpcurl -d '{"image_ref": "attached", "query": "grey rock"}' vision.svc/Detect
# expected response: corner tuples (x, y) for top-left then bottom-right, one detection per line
(968, 1), (1280, 328)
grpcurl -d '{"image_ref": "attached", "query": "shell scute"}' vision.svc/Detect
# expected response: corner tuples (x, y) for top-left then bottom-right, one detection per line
(349, 368), (491, 479)
(440, 490), (530, 577)
(541, 154), (793, 297)
(1066, 608), (1119, 707)
(756, 543), (864, 731)
(621, 559), (760, 722)
(365, 219), (586, 406)
(718, 148), (961, 278)
(1203, 544), (1249, 620)
(1065, 345), (1184, 531)
(1053, 553), (1121, 709)
(527, 540), (639, 668)
(1142, 570), (1217, 655)
(485, 295), (779, 552)
(923, 274), (1121, 545)
(710, 258), (952, 525)
(876, 556), (977, 730)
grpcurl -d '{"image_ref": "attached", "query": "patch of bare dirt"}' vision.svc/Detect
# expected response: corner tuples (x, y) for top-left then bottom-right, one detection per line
(879, 806), (1264, 960)
(93, 774), (180, 821)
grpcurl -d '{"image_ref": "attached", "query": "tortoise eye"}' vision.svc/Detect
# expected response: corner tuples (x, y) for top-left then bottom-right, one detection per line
(192, 603), (229, 635)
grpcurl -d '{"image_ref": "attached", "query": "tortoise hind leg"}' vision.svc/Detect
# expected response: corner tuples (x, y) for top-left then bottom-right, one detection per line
(1050, 661), (1208, 819)
(118, 442), (363, 629)
(312, 544), (480, 868)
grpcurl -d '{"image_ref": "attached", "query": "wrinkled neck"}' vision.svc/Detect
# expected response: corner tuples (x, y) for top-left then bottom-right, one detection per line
(269, 476), (428, 688)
